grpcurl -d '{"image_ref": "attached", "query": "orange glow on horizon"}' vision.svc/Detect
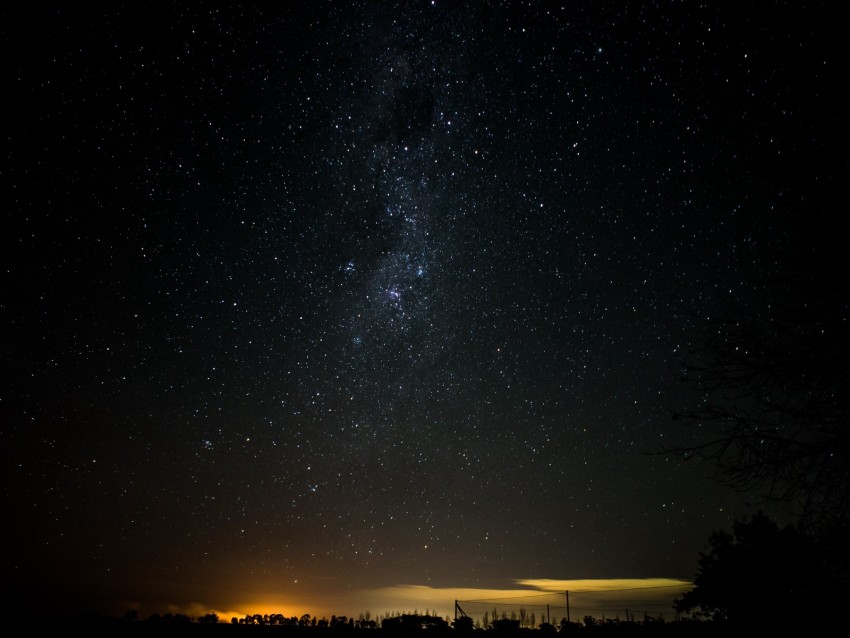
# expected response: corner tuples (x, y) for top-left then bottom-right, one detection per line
(160, 578), (693, 622)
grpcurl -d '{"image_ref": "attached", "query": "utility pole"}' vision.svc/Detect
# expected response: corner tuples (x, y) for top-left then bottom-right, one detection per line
(565, 591), (570, 624)
(454, 601), (468, 622)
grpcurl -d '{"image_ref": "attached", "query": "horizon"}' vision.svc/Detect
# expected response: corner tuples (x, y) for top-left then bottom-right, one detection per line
(3, 1), (838, 625)
(19, 578), (694, 624)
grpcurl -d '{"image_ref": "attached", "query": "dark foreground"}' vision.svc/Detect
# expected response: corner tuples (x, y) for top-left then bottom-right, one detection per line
(2, 620), (798, 637)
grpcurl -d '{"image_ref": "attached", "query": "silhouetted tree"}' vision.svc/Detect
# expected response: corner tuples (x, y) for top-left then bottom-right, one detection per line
(675, 511), (842, 629)
(558, 618), (580, 633)
(382, 614), (448, 636)
(668, 208), (850, 525)
(491, 618), (519, 632)
(198, 613), (219, 623)
(672, 293), (850, 516)
(451, 616), (474, 632)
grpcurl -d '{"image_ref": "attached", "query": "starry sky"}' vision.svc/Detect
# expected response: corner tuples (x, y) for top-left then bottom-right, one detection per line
(2, 0), (842, 622)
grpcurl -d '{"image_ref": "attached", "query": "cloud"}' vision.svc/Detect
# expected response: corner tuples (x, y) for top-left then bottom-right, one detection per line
(515, 578), (693, 593)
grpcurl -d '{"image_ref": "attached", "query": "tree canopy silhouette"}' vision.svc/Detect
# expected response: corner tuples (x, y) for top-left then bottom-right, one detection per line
(665, 185), (850, 604)
(674, 511), (842, 628)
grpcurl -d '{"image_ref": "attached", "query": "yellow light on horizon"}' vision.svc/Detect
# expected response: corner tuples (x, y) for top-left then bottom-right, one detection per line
(156, 577), (694, 623)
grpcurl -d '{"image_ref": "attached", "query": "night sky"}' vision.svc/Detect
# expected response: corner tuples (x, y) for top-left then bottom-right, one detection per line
(2, 1), (841, 622)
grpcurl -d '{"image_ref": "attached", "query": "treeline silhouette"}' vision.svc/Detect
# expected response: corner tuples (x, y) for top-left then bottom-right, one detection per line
(25, 610), (741, 636)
